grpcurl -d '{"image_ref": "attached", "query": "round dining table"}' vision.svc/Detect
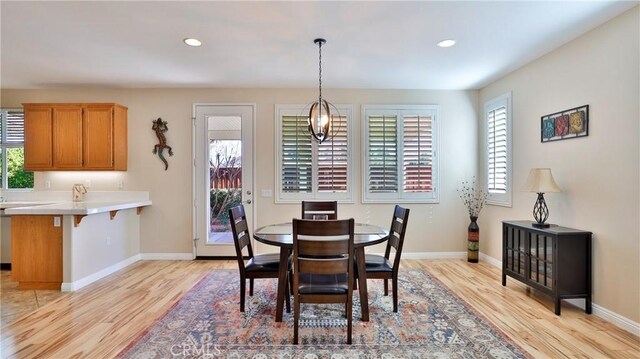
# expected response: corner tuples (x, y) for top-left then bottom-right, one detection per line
(253, 222), (389, 322)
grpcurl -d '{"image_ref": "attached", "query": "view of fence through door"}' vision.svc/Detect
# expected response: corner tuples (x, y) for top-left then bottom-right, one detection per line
(193, 104), (254, 257)
(209, 118), (242, 244)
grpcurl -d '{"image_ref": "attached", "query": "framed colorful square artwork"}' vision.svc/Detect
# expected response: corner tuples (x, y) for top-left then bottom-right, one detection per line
(541, 105), (589, 142)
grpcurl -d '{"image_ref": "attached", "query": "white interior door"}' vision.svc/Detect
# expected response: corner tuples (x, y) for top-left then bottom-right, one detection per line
(193, 104), (254, 257)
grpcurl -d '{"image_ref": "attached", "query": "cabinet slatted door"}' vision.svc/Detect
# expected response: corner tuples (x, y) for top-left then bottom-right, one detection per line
(24, 106), (53, 170)
(528, 233), (554, 290)
(53, 106), (83, 168)
(84, 105), (114, 169)
(504, 226), (527, 278)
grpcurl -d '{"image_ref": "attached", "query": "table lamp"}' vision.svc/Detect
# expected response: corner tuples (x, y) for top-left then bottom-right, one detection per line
(522, 168), (561, 228)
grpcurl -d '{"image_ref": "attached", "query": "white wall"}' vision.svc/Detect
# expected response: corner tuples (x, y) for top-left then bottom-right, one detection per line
(479, 7), (639, 323)
(0, 88), (479, 258)
(65, 209), (140, 283)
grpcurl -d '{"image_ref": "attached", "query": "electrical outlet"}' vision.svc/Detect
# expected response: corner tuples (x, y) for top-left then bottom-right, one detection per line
(106, 236), (111, 245)
(53, 217), (61, 227)
(44, 180), (51, 189)
(84, 179), (92, 188)
(117, 180), (124, 189)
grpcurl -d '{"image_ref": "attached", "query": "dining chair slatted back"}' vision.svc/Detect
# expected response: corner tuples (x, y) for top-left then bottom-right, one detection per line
(230, 206), (253, 262)
(364, 205), (410, 312)
(301, 201), (338, 220)
(292, 218), (354, 344)
(229, 205), (289, 313)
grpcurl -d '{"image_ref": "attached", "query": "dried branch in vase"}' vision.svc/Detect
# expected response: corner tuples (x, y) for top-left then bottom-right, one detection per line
(457, 177), (487, 218)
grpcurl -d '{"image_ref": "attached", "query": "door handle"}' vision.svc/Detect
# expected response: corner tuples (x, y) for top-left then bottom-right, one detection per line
(245, 199), (252, 204)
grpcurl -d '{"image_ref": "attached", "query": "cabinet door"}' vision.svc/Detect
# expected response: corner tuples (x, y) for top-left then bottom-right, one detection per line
(528, 233), (554, 290)
(53, 106), (83, 168)
(24, 106), (53, 170)
(83, 105), (114, 169)
(504, 225), (527, 277)
(11, 215), (63, 289)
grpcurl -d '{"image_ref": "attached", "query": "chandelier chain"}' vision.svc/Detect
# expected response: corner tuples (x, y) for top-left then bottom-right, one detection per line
(318, 40), (323, 99)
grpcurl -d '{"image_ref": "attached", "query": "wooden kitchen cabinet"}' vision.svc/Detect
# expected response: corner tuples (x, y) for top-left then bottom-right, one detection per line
(23, 106), (53, 170)
(23, 103), (128, 171)
(12, 215), (63, 290)
(53, 105), (83, 168)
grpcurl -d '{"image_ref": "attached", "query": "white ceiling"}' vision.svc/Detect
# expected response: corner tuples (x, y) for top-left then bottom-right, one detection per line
(1, 1), (635, 90)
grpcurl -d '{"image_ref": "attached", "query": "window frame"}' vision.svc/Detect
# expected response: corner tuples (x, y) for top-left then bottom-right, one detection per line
(362, 104), (440, 204)
(484, 92), (512, 207)
(275, 104), (354, 203)
(1, 108), (32, 191)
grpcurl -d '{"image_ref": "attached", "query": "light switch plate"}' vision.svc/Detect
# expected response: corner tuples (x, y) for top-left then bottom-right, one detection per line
(53, 217), (61, 227)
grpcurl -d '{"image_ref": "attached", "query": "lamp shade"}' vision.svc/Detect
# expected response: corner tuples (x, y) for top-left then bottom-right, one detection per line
(522, 168), (561, 193)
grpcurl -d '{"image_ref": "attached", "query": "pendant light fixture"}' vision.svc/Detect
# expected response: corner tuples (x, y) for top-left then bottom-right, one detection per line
(307, 38), (339, 144)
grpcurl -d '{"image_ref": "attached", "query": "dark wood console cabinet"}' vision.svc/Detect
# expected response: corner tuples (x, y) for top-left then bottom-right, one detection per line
(502, 220), (592, 315)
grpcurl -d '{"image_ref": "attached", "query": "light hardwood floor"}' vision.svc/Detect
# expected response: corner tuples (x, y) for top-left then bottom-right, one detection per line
(1, 259), (638, 358)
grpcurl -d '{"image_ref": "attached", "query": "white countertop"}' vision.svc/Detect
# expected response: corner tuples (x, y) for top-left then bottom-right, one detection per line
(4, 200), (152, 215)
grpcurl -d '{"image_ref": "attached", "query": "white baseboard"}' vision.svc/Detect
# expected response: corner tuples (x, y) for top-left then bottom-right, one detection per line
(479, 252), (502, 268)
(479, 252), (640, 337)
(140, 252), (195, 260)
(401, 251), (466, 260)
(61, 254), (141, 292)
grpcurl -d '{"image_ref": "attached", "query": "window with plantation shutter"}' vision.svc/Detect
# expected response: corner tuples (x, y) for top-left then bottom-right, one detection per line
(281, 115), (312, 193)
(363, 105), (439, 203)
(317, 115), (348, 192)
(1, 109), (33, 189)
(484, 93), (512, 206)
(276, 105), (353, 202)
(403, 115), (433, 192)
(368, 115), (397, 193)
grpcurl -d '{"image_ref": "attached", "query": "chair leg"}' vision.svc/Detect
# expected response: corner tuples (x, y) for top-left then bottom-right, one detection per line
(293, 297), (300, 344)
(289, 270), (294, 295)
(347, 299), (352, 344)
(384, 279), (389, 296)
(392, 277), (398, 312)
(240, 278), (246, 312)
(249, 278), (254, 296)
(285, 275), (291, 313)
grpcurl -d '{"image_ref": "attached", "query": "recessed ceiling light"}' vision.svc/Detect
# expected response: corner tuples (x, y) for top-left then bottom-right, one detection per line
(437, 39), (456, 48)
(183, 38), (202, 47)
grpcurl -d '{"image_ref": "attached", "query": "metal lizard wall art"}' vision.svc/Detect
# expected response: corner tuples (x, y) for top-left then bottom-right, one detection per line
(152, 117), (173, 170)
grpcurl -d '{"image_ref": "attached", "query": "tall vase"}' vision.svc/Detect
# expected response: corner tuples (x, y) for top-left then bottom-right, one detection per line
(467, 216), (479, 263)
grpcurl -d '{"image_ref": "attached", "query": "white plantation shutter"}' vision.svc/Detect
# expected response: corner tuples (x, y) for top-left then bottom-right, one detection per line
(367, 115), (397, 193)
(281, 115), (312, 193)
(0, 110), (25, 146)
(276, 105), (353, 202)
(317, 115), (348, 192)
(363, 106), (439, 203)
(487, 107), (507, 194)
(403, 115), (433, 192)
(484, 93), (512, 206)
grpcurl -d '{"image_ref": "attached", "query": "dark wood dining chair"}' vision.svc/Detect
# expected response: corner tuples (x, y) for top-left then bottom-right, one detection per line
(229, 204), (290, 313)
(292, 218), (355, 344)
(301, 201), (338, 220)
(363, 205), (410, 312)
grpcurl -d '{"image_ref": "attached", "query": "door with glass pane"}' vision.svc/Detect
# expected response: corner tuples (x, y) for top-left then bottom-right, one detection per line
(193, 104), (254, 257)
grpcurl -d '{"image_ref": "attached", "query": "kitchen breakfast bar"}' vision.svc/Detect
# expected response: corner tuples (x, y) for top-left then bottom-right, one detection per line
(2, 191), (151, 291)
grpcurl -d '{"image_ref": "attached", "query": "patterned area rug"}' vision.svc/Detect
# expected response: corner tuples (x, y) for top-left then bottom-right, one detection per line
(118, 268), (529, 358)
